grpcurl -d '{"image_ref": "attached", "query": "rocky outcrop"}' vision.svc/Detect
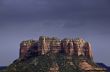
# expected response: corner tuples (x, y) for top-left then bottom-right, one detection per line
(19, 36), (106, 72)
(19, 36), (93, 60)
(0, 36), (106, 72)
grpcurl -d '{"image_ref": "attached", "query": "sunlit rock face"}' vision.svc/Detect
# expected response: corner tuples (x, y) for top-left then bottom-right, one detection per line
(1, 36), (106, 72)
(20, 36), (93, 59)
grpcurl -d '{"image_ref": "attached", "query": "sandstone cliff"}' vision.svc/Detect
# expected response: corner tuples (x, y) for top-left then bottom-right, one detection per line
(0, 36), (107, 72)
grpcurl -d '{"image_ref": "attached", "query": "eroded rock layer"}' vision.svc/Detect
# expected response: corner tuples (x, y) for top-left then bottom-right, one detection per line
(0, 36), (107, 72)
(20, 36), (93, 59)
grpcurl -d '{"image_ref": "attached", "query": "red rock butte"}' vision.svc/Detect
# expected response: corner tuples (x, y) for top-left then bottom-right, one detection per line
(19, 36), (106, 72)
(20, 36), (92, 59)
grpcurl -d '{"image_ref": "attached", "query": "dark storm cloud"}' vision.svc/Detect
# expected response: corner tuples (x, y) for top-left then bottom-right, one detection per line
(0, 0), (110, 32)
(0, 0), (110, 22)
(0, 0), (110, 35)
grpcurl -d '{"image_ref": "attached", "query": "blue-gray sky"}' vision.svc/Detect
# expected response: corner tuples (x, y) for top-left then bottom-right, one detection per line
(0, 0), (110, 66)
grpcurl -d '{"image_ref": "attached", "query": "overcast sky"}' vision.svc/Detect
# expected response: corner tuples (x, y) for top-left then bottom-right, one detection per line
(0, 0), (110, 66)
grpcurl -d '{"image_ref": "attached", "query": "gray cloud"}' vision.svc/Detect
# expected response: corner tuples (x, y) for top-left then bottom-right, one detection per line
(0, 0), (110, 22)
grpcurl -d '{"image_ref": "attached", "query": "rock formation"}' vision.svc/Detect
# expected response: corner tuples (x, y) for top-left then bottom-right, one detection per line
(20, 36), (93, 59)
(0, 36), (107, 72)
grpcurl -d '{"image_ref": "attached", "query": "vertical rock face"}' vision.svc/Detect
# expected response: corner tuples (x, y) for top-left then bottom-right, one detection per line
(20, 36), (93, 59)
(73, 38), (85, 56)
(83, 42), (93, 59)
(20, 40), (36, 58)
